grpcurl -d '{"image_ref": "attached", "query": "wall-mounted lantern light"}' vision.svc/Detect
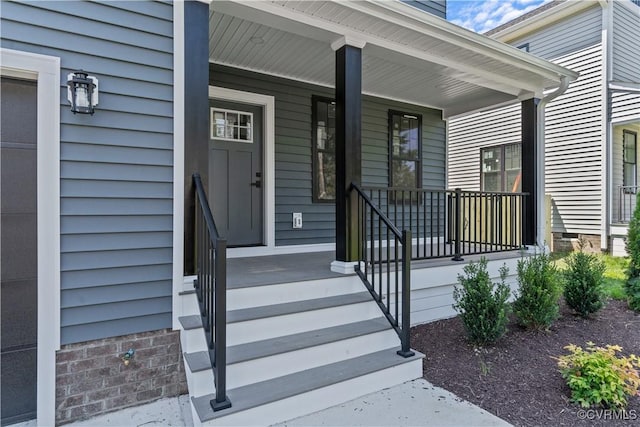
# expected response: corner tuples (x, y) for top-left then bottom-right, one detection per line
(67, 70), (98, 115)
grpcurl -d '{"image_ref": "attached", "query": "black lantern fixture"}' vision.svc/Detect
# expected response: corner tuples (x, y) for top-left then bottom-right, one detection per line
(67, 70), (98, 115)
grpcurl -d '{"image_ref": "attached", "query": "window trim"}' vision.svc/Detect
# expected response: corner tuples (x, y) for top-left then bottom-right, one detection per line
(312, 95), (336, 203)
(623, 129), (638, 190)
(480, 143), (522, 193)
(388, 109), (423, 188)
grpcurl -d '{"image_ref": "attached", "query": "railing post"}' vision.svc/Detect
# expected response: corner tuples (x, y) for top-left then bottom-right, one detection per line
(397, 230), (415, 358)
(211, 237), (231, 412)
(452, 188), (464, 261)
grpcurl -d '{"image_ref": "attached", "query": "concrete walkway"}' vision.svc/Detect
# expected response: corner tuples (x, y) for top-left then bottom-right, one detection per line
(13, 379), (510, 427)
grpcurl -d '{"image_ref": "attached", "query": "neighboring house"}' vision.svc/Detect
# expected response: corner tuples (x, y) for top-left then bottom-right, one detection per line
(0, 1), (576, 426)
(447, 0), (640, 256)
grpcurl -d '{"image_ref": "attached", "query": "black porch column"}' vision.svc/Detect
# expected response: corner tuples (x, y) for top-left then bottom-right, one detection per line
(183, 0), (209, 275)
(335, 44), (362, 262)
(521, 98), (540, 246)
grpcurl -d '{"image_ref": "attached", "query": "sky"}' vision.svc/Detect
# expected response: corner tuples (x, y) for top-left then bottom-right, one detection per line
(446, 0), (554, 34)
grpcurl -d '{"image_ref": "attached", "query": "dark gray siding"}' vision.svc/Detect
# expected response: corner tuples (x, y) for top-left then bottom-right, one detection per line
(0, 1), (174, 344)
(402, 1), (446, 19)
(211, 65), (445, 246)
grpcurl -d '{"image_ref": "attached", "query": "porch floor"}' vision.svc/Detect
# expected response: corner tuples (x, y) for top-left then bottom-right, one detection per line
(227, 249), (523, 289)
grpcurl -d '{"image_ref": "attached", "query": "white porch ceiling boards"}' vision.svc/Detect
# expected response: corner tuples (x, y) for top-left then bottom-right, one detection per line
(209, 1), (578, 117)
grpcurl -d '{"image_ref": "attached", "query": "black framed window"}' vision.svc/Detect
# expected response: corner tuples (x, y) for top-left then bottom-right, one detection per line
(623, 130), (637, 190)
(389, 111), (422, 188)
(481, 143), (521, 192)
(312, 96), (336, 202)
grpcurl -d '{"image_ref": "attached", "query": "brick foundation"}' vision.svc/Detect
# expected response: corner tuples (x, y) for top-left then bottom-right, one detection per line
(551, 233), (602, 254)
(55, 328), (188, 424)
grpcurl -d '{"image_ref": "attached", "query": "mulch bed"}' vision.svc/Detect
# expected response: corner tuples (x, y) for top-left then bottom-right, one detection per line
(411, 299), (640, 427)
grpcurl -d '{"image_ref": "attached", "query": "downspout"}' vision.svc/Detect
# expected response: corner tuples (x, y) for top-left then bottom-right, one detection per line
(536, 75), (572, 248)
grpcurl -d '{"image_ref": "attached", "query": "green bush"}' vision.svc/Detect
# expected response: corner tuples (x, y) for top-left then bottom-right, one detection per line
(514, 253), (562, 329)
(563, 248), (606, 317)
(453, 258), (511, 346)
(626, 276), (640, 312)
(557, 342), (640, 408)
(626, 193), (640, 278)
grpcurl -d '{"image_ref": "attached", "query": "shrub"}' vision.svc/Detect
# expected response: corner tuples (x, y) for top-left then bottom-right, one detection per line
(626, 276), (640, 312)
(563, 245), (606, 317)
(453, 258), (511, 346)
(557, 342), (640, 408)
(514, 253), (562, 329)
(626, 193), (640, 278)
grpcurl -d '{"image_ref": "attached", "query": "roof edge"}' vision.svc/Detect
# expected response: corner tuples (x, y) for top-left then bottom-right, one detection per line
(487, 0), (603, 43)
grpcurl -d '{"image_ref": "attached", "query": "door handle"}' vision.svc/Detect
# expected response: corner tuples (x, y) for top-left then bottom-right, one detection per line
(251, 180), (261, 188)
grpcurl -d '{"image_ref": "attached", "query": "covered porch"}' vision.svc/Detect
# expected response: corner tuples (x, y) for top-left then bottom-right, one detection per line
(176, 1), (578, 425)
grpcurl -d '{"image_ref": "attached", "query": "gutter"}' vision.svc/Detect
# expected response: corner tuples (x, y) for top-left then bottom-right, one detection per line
(536, 76), (572, 248)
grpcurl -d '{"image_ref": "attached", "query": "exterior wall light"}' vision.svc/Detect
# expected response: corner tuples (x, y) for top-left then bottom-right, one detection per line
(67, 70), (98, 115)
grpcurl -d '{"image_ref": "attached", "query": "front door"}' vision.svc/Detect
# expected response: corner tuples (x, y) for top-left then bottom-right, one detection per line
(1, 76), (38, 424)
(209, 100), (263, 246)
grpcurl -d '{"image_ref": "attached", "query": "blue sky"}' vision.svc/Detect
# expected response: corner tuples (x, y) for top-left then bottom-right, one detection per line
(446, 0), (553, 33)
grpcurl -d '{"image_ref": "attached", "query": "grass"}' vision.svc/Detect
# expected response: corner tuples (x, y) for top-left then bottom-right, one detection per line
(551, 251), (628, 301)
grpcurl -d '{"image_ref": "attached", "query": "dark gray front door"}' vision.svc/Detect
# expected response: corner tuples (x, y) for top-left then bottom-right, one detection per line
(209, 100), (263, 247)
(1, 77), (38, 424)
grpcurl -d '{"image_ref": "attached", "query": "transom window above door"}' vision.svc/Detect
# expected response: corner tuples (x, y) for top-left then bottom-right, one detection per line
(211, 108), (253, 142)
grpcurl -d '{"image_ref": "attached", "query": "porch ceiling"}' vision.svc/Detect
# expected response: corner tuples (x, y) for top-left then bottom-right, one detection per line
(209, 1), (578, 118)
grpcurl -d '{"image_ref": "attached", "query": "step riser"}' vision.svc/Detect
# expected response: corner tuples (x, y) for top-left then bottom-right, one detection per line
(227, 277), (364, 310)
(185, 364), (215, 399)
(180, 293), (200, 317)
(181, 327), (208, 354)
(202, 358), (423, 426)
(227, 329), (398, 389)
(227, 301), (383, 346)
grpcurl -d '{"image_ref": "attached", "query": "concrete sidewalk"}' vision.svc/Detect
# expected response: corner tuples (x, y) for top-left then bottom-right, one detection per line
(16, 379), (510, 427)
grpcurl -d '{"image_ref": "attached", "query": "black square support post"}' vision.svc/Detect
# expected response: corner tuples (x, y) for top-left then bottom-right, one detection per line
(521, 98), (540, 247)
(335, 44), (363, 262)
(183, 0), (210, 275)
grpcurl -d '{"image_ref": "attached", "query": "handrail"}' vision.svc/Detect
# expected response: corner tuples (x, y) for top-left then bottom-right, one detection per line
(193, 173), (231, 412)
(361, 186), (527, 261)
(351, 183), (414, 358)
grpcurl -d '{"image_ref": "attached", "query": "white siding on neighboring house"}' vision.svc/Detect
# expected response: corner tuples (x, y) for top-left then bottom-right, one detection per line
(612, 123), (640, 223)
(612, 1), (640, 84)
(448, 4), (604, 236)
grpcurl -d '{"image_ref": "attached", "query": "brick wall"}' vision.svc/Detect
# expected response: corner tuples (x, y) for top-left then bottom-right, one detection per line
(551, 233), (602, 254)
(55, 328), (188, 424)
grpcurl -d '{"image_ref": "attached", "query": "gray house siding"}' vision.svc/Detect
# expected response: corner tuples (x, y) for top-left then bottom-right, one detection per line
(448, 4), (604, 237)
(402, 1), (446, 19)
(0, 1), (174, 344)
(210, 64), (445, 246)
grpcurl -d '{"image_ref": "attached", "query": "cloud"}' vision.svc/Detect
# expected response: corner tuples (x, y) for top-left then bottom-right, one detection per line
(447, 0), (554, 33)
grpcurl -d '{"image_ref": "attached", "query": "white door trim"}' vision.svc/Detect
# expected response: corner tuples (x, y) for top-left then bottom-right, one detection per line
(209, 86), (276, 250)
(0, 47), (61, 427)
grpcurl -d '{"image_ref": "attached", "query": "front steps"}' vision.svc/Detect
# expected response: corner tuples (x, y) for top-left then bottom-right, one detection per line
(178, 275), (423, 426)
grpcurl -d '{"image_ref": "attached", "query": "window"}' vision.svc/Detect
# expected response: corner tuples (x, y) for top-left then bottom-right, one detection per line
(389, 111), (422, 188)
(624, 130), (638, 190)
(481, 143), (521, 192)
(211, 108), (253, 142)
(312, 96), (336, 202)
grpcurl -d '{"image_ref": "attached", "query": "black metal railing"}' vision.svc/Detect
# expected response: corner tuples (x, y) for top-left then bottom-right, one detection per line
(361, 187), (527, 261)
(193, 173), (231, 412)
(352, 184), (414, 358)
(618, 185), (638, 223)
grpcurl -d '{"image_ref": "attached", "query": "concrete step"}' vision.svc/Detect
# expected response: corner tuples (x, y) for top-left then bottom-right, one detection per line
(184, 317), (398, 389)
(226, 292), (382, 346)
(192, 348), (424, 426)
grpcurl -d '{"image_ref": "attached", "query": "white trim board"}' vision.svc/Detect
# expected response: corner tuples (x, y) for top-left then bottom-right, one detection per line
(172, 1), (186, 330)
(208, 85), (276, 251)
(1, 47), (61, 427)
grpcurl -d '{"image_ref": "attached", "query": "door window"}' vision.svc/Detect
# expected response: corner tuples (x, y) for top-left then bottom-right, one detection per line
(211, 108), (253, 143)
